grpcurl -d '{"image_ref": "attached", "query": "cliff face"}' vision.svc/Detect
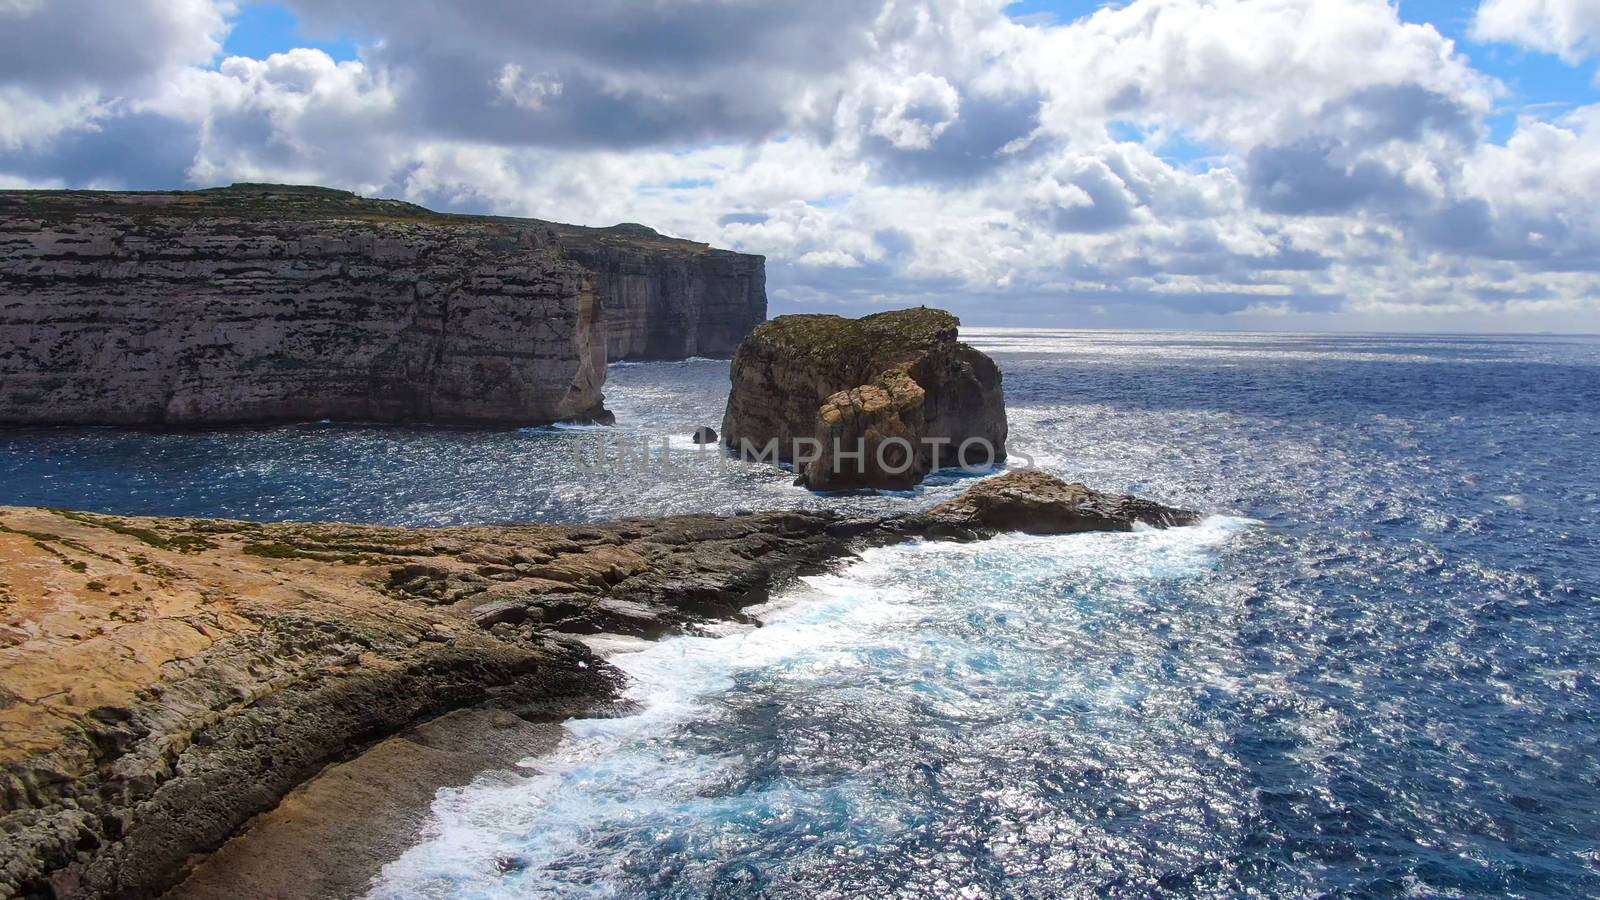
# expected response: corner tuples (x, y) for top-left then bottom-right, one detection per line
(0, 185), (767, 426)
(552, 223), (766, 360)
(0, 186), (608, 426)
(720, 308), (1008, 490)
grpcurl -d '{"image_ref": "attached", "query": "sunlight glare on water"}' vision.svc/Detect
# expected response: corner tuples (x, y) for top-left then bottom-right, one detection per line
(372, 519), (1259, 898)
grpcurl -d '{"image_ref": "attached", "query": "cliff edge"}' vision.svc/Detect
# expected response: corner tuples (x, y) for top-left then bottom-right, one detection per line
(550, 221), (766, 360)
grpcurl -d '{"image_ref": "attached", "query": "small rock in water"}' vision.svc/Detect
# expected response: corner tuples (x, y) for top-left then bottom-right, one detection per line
(692, 425), (718, 444)
(494, 855), (528, 875)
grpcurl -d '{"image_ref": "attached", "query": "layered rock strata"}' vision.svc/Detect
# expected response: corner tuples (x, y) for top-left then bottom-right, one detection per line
(551, 223), (766, 360)
(0, 185), (767, 426)
(0, 505), (857, 898)
(0, 472), (1198, 898)
(720, 308), (1007, 490)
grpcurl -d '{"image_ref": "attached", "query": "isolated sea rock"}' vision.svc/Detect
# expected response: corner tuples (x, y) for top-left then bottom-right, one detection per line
(692, 426), (718, 444)
(720, 307), (1007, 490)
(0, 184), (767, 426)
(910, 470), (1203, 538)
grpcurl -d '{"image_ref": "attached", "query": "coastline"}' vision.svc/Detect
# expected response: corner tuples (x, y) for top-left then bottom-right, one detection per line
(0, 474), (1197, 898)
(0, 504), (866, 898)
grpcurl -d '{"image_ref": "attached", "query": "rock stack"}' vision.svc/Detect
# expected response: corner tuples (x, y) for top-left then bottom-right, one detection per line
(720, 307), (1007, 490)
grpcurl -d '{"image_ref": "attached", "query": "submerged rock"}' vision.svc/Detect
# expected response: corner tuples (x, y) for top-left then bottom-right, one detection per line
(494, 855), (530, 875)
(721, 307), (1007, 490)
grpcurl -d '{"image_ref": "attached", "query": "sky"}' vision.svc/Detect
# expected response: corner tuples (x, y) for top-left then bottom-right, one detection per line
(3, 1), (1600, 332)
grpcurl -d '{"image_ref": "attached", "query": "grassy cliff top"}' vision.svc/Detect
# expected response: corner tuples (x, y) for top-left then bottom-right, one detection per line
(0, 183), (737, 255)
(748, 307), (960, 373)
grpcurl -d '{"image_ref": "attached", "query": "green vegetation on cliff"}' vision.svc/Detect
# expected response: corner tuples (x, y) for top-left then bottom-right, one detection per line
(746, 307), (959, 373)
(0, 183), (717, 253)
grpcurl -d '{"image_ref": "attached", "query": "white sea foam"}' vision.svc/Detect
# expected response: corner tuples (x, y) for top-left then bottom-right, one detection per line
(609, 356), (724, 369)
(370, 518), (1251, 898)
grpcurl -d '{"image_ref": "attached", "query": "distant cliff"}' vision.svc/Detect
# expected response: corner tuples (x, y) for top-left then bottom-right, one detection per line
(551, 222), (766, 360)
(0, 185), (766, 426)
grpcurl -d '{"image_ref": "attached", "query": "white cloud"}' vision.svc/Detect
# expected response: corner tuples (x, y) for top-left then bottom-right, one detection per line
(1473, 0), (1600, 63)
(494, 64), (563, 111)
(0, 86), (108, 151)
(1, 0), (1598, 329)
(1019, 0), (1494, 149)
(860, 73), (963, 150)
(0, 0), (227, 148)
(137, 49), (397, 190)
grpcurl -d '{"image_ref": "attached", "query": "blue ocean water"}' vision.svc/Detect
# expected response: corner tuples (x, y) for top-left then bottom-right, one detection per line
(4, 331), (1599, 896)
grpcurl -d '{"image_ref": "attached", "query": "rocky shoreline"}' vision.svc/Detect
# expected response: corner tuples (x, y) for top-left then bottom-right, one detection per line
(0, 473), (1198, 898)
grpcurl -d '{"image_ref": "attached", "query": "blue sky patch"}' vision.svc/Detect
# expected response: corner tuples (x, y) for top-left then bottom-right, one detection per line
(222, 2), (362, 62)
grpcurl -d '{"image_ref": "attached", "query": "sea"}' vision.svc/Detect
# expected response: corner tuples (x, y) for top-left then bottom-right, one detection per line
(3, 331), (1598, 898)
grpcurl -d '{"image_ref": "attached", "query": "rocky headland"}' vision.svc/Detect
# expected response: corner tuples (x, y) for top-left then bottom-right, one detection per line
(719, 308), (1007, 491)
(0, 472), (1197, 899)
(0, 185), (765, 426)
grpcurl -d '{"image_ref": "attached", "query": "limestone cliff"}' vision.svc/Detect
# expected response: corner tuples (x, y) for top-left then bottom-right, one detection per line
(551, 223), (766, 360)
(0, 185), (766, 426)
(720, 308), (1008, 490)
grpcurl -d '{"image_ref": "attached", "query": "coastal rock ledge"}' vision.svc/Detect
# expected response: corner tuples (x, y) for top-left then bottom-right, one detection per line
(0, 472), (1197, 899)
(720, 308), (1007, 490)
(909, 469), (1203, 538)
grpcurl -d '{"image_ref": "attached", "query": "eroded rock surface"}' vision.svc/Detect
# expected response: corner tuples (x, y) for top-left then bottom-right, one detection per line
(720, 308), (1007, 490)
(0, 505), (853, 898)
(910, 470), (1203, 538)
